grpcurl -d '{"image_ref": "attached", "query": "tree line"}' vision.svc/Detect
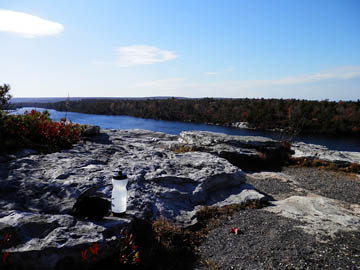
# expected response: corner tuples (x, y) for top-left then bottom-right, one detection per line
(14, 97), (360, 136)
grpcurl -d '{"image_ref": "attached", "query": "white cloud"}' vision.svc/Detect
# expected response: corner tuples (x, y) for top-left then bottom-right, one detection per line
(0, 9), (63, 38)
(116, 45), (178, 67)
(205, 72), (217, 75)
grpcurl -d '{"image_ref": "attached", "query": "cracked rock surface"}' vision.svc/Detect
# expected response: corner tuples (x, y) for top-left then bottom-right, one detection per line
(0, 129), (266, 269)
(1, 129), (359, 269)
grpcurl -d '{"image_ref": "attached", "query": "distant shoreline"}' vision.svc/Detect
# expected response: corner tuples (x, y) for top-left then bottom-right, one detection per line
(10, 96), (190, 103)
(12, 97), (360, 138)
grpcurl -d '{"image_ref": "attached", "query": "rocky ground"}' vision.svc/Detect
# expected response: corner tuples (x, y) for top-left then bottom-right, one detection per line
(195, 168), (360, 269)
(0, 129), (274, 269)
(0, 129), (359, 269)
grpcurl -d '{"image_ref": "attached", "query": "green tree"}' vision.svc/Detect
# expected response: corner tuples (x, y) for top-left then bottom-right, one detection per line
(0, 84), (12, 110)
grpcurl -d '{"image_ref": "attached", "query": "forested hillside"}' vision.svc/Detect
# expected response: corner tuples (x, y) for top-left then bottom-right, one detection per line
(15, 98), (360, 136)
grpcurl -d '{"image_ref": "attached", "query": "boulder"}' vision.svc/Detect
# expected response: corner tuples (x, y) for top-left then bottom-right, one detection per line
(0, 129), (266, 269)
(231, 122), (251, 129)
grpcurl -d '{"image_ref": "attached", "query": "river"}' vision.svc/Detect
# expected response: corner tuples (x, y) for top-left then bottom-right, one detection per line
(13, 107), (360, 152)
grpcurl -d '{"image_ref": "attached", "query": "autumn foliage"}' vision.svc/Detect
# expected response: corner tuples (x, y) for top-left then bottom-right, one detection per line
(21, 97), (360, 136)
(0, 109), (82, 153)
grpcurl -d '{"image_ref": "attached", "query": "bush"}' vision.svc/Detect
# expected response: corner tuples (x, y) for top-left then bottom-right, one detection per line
(0, 109), (82, 153)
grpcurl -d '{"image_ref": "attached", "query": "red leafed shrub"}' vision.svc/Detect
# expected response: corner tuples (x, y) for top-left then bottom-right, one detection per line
(0, 109), (83, 152)
(80, 229), (141, 268)
(1, 233), (11, 265)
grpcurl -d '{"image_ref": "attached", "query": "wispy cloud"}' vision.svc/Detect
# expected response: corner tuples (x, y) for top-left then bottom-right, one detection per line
(204, 66), (235, 76)
(0, 9), (63, 38)
(116, 45), (178, 67)
(205, 72), (217, 75)
(128, 66), (360, 98)
(243, 66), (360, 87)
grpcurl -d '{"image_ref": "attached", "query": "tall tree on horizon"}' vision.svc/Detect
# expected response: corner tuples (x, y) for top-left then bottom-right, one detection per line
(0, 84), (12, 111)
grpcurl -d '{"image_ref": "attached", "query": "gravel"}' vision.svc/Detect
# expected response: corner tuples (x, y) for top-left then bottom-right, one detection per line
(245, 173), (306, 201)
(195, 167), (360, 269)
(196, 209), (360, 269)
(282, 167), (360, 205)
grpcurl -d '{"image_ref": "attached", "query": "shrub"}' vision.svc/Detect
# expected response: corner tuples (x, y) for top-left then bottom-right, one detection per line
(0, 109), (82, 153)
(80, 228), (141, 268)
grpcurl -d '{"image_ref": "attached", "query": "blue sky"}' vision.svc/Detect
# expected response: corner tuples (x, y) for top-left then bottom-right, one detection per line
(0, 0), (359, 100)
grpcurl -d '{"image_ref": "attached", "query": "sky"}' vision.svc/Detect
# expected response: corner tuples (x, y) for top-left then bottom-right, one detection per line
(0, 0), (359, 100)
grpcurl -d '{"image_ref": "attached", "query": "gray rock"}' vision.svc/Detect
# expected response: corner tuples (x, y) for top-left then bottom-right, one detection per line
(292, 141), (360, 165)
(266, 194), (360, 241)
(0, 210), (130, 270)
(0, 129), (265, 269)
(178, 131), (293, 171)
(179, 130), (278, 147)
(248, 170), (360, 240)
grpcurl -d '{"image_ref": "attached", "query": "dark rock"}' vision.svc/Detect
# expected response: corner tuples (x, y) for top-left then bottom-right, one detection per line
(72, 187), (110, 219)
(82, 125), (100, 137)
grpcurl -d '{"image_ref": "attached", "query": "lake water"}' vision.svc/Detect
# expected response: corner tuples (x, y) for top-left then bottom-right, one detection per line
(14, 107), (360, 152)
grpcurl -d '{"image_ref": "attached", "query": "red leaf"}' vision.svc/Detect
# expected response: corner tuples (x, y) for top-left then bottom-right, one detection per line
(230, 227), (239, 235)
(89, 243), (99, 255)
(2, 252), (10, 264)
(81, 249), (88, 262)
(1, 234), (9, 245)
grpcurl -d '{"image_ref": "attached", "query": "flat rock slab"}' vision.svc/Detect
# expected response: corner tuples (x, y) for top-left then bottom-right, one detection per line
(178, 131), (292, 171)
(178, 130), (280, 148)
(0, 129), (266, 269)
(266, 194), (360, 240)
(292, 141), (360, 165)
(3, 129), (358, 269)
